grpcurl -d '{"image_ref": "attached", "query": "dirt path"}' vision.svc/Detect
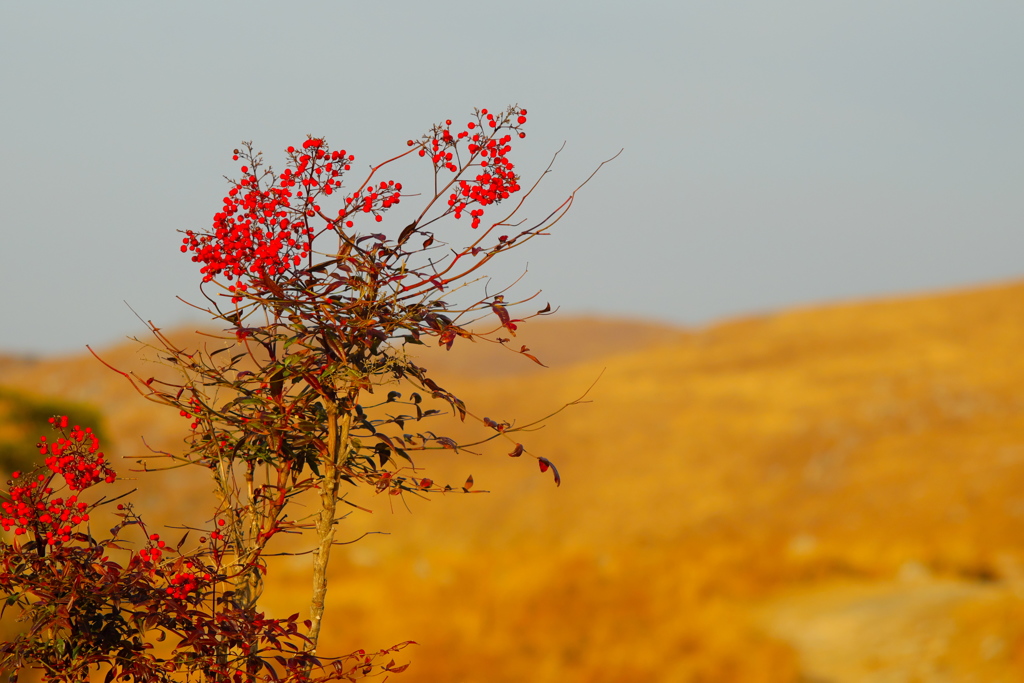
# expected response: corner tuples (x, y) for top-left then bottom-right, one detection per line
(758, 579), (1008, 682)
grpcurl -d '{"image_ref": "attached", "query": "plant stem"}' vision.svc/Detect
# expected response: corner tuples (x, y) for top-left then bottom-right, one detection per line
(308, 392), (354, 651)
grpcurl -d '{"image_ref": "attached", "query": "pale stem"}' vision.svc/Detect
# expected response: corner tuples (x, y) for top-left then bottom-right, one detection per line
(307, 392), (355, 651)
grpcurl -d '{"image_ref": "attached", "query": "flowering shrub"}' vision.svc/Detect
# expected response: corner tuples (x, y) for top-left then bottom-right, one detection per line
(0, 416), (110, 545)
(1, 106), (609, 681)
(0, 418), (412, 682)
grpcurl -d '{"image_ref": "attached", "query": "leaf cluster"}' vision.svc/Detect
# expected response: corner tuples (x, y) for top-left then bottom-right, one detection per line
(0, 421), (413, 683)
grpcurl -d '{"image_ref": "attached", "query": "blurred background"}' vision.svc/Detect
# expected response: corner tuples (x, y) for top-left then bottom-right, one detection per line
(3, 2), (1024, 681)
(2, 1), (1023, 354)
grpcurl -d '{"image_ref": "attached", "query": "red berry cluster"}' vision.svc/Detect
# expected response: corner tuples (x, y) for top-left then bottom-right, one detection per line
(0, 417), (114, 546)
(166, 561), (213, 601)
(413, 107), (527, 229)
(39, 417), (115, 490)
(0, 480), (90, 545)
(342, 180), (403, 226)
(209, 517), (226, 541)
(179, 396), (202, 431)
(284, 139), (353, 203)
(138, 532), (167, 565)
(182, 138), (405, 301)
(182, 165), (306, 293)
(423, 122), (463, 173)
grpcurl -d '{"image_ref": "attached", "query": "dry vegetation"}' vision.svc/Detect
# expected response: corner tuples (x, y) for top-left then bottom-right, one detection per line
(5, 281), (1024, 681)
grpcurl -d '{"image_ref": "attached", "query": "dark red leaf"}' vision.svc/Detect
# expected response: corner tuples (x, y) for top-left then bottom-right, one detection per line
(537, 457), (561, 486)
(375, 443), (391, 467)
(491, 302), (511, 326)
(397, 220), (418, 246)
(509, 443), (524, 457)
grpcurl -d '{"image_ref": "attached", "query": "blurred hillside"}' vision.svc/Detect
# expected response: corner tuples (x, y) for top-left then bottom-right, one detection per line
(4, 281), (1024, 681)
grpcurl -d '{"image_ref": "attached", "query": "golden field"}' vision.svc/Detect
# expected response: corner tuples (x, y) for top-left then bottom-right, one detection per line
(5, 280), (1024, 681)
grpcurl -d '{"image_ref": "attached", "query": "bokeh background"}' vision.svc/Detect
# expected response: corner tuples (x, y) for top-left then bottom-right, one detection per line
(3, 2), (1024, 681)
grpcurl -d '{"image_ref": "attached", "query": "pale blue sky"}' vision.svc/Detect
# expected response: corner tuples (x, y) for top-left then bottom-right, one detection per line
(2, 1), (1022, 354)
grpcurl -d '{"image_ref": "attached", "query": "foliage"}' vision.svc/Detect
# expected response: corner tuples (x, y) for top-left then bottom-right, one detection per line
(0, 416), (411, 682)
(1, 106), (605, 681)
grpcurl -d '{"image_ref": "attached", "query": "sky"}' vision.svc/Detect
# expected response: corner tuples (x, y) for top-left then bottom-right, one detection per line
(2, 1), (1022, 355)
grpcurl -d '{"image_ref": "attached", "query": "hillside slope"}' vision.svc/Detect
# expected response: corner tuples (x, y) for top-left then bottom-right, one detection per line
(4, 282), (1024, 681)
